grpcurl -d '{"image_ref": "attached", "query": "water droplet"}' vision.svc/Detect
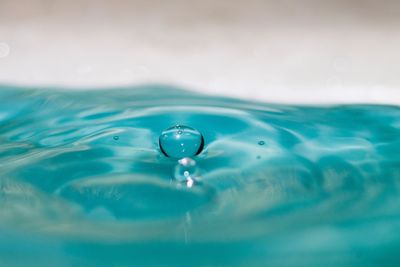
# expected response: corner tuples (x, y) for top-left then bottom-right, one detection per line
(258, 140), (265, 145)
(113, 136), (119, 140)
(159, 125), (204, 159)
(186, 177), (194, 188)
(174, 157), (200, 187)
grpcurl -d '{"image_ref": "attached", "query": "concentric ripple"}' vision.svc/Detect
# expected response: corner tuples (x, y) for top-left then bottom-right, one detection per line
(0, 85), (400, 266)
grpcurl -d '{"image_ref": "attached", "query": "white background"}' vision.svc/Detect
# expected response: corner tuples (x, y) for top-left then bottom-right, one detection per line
(0, 0), (399, 104)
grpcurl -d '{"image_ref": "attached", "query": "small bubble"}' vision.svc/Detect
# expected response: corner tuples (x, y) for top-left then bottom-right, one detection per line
(159, 125), (204, 159)
(113, 136), (119, 140)
(258, 140), (265, 145)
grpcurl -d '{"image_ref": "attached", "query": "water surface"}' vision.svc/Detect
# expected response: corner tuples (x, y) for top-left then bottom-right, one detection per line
(0, 85), (400, 266)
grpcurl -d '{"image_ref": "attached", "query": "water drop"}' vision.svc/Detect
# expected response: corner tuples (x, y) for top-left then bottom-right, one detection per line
(174, 157), (200, 187)
(113, 136), (119, 140)
(159, 125), (204, 159)
(258, 140), (265, 145)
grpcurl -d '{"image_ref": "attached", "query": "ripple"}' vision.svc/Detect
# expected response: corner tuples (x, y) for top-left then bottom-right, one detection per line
(56, 175), (215, 220)
(0, 85), (400, 266)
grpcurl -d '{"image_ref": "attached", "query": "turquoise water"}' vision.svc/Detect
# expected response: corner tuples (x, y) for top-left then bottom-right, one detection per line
(0, 84), (400, 266)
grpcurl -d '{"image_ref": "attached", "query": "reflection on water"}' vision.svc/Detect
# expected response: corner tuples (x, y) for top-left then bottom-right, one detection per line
(0, 85), (400, 266)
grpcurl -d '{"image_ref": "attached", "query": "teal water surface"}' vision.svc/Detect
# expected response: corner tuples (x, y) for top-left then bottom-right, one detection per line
(0, 85), (400, 266)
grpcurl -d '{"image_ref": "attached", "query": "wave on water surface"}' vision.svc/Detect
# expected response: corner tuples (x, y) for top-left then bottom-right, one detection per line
(0, 85), (400, 266)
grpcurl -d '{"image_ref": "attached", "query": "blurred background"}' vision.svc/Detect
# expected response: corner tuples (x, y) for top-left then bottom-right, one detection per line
(0, 0), (399, 104)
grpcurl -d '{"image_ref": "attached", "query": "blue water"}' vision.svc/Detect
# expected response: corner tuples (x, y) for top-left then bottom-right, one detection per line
(0, 84), (400, 266)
